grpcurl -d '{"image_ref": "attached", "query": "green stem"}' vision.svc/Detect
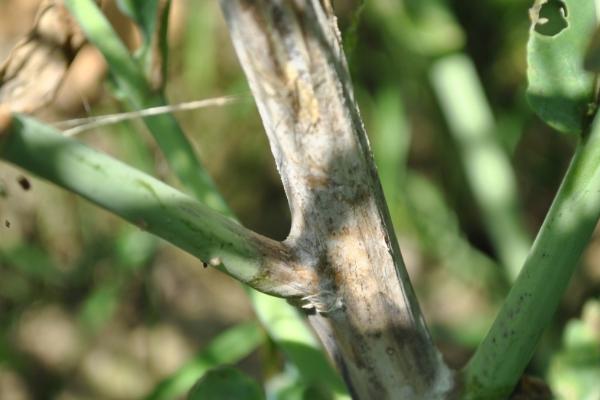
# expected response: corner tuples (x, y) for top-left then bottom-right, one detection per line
(64, 0), (148, 104)
(0, 115), (309, 298)
(431, 54), (531, 280)
(136, 92), (229, 211)
(372, 89), (507, 301)
(463, 114), (600, 398)
(65, 0), (227, 211)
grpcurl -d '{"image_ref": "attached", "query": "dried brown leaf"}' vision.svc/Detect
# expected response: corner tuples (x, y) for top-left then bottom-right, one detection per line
(0, 0), (86, 113)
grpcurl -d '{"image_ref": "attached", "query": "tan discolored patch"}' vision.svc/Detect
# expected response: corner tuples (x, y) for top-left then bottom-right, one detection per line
(283, 62), (320, 126)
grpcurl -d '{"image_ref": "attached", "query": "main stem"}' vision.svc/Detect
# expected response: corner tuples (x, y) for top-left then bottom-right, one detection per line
(464, 113), (600, 398)
(219, 1), (452, 398)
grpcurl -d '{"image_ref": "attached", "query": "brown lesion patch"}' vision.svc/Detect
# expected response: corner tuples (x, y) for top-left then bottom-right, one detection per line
(305, 173), (330, 189)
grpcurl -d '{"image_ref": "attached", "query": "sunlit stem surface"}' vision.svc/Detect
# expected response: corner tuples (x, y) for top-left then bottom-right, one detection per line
(464, 113), (600, 398)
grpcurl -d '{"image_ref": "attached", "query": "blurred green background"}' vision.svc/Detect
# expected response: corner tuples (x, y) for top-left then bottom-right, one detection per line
(0, 0), (599, 399)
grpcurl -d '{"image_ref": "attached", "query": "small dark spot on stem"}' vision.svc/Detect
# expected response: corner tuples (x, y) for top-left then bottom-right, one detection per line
(136, 220), (148, 230)
(4, 220), (10, 228)
(369, 330), (382, 339)
(202, 261), (209, 268)
(17, 176), (31, 191)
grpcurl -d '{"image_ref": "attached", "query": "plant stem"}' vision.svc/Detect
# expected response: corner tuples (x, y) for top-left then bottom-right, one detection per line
(45, 3), (351, 395)
(0, 115), (316, 298)
(220, 1), (453, 398)
(64, 0), (148, 105)
(463, 114), (600, 398)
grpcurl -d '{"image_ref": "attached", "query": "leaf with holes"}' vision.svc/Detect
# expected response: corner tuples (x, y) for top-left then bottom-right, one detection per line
(527, 0), (597, 134)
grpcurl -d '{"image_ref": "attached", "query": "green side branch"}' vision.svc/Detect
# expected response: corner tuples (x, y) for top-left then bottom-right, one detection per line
(463, 112), (600, 398)
(0, 115), (307, 299)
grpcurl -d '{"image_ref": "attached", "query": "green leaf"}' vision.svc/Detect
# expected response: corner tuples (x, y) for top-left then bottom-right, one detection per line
(79, 281), (122, 332)
(1, 245), (62, 285)
(526, 0), (597, 134)
(187, 366), (265, 400)
(146, 322), (264, 400)
(548, 299), (600, 399)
